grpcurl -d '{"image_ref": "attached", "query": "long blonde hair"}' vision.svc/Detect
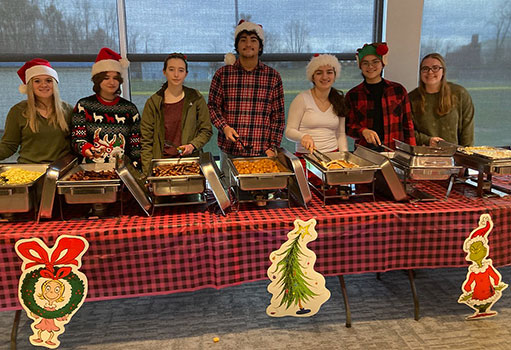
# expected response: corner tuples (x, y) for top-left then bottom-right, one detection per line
(416, 53), (456, 116)
(24, 78), (69, 133)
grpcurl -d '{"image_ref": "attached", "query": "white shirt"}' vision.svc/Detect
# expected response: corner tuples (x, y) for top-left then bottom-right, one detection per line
(285, 89), (348, 153)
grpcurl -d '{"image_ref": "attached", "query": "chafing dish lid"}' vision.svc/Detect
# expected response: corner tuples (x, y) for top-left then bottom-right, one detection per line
(276, 147), (311, 207)
(200, 152), (231, 215)
(395, 139), (456, 156)
(38, 154), (78, 220)
(116, 155), (152, 216)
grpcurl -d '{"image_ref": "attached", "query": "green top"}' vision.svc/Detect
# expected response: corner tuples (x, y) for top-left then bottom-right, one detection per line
(140, 85), (212, 176)
(409, 82), (474, 147)
(0, 100), (72, 163)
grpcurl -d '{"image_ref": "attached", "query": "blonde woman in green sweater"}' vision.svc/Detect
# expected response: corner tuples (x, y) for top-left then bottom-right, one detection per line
(0, 59), (72, 163)
(409, 53), (474, 147)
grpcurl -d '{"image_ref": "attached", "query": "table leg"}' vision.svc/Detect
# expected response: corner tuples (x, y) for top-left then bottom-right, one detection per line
(338, 275), (352, 328)
(10, 309), (21, 350)
(407, 269), (420, 321)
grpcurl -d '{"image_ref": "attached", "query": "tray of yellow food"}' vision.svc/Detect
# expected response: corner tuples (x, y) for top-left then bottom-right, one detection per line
(458, 146), (511, 160)
(228, 157), (293, 191)
(304, 151), (380, 186)
(0, 163), (48, 213)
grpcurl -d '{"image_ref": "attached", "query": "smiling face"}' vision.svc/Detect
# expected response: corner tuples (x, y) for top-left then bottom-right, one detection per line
(469, 241), (488, 263)
(236, 33), (261, 59)
(99, 71), (121, 97)
(42, 280), (65, 303)
(163, 58), (187, 88)
(360, 54), (383, 83)
(312, 65), (336, 90)
(420, 57), (444, 91)
(31, 75), (54, 100)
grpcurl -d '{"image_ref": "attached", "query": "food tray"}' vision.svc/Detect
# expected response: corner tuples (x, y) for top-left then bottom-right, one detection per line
(304, 151), (380, 185)
(147, 157), (205, 196)
(0, 163), (48, 213)
(57, 162), (120, 204)
(228, 156), (293, 191)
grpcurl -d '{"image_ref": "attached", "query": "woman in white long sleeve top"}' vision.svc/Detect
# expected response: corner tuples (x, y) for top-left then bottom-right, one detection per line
(285, 54), (348, 156)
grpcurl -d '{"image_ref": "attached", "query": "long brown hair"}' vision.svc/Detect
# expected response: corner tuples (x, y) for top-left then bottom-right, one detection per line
(24, 78), (68, 133)
(91, 71), (123, 95)
(416, 53), (456, 116)
(329, 88), (348, 118)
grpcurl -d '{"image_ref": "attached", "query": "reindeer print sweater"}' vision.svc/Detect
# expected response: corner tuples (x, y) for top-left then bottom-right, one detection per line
(72, 94), (141, 165)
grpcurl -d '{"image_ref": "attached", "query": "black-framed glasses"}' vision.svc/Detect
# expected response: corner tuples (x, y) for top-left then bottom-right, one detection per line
(420, 65), (443, 73)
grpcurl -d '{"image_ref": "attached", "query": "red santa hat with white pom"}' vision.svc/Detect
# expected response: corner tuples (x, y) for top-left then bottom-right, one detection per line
(224, 20), (265, 65)
(17, 58), (59, 94)
(463, 214), (493, 251)
(91, 47), (130, 77)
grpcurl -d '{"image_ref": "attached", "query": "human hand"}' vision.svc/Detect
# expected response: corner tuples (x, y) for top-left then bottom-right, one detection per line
(223, 126), (239, 142)
(361, 129), (381, 146)
(301, 135), (315, 152)
(179, 144), (195, 156)
(265, 148), (276, 157)
(429, 137), (444, 147)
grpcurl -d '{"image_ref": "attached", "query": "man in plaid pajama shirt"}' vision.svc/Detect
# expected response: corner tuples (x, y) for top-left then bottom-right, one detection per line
(345, 42), (416, 150)
(208, 20), (285, 170)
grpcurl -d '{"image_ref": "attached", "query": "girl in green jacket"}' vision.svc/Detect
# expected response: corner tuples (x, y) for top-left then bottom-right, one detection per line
(140, 53), (212, 176)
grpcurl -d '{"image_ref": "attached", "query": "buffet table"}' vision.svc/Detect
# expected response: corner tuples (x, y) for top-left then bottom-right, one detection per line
(1, 179), (511, 311)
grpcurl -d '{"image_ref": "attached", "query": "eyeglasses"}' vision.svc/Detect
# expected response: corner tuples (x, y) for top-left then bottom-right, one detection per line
(361, 59), (382, 68)
(420, 65), (443, 73)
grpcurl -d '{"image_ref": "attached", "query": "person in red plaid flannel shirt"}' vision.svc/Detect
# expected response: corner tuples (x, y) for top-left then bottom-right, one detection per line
(345, 42), (416, 150)
(208, 20), (285, 175)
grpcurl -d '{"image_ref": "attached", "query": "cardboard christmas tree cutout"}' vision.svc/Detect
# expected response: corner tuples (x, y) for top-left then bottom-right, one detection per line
(267, 218), (330, 317)
(15, 235), (89, 348)
(458, 214), (508, 320)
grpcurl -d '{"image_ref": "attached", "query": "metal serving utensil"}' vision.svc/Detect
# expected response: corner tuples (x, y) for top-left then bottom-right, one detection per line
(234, 135), (253, 151)
(313, 149), (332, 163)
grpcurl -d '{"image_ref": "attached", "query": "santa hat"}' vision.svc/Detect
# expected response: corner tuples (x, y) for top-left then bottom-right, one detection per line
(463, 214), (493, 251)
(225, 20), (265, 65)
(306, 54), (341, 82)
(356, 42), (389, 68)
(91, 47), (129, 77)
(17, 58), (59, 94)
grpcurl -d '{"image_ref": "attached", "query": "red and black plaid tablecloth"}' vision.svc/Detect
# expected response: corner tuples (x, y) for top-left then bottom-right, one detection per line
(1, 180), (511, 311)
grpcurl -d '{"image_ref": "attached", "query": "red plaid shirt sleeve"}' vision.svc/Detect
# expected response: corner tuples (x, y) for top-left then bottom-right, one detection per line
(346, 80), (416, 149)
(207, 60), (285, 156)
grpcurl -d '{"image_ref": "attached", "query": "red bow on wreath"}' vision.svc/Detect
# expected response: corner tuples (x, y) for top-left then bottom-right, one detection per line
(16, 237), (86, 279)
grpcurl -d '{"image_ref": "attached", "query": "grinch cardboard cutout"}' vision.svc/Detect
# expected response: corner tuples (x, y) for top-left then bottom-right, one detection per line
(15, 235), (89, 348)
(267, 218), (330, 317)
(458, 214), (508, 320)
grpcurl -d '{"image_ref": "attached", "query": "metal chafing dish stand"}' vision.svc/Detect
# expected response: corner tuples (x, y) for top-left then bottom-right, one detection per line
(0, 163), (48, 220)
(304, 149), (381, 206)
(391, 140), (461, 201)
(147, 153), (231, 215)
(227, 148), (310, 209)
(452, 144), (511, 197)
(56, 162), (122, 218)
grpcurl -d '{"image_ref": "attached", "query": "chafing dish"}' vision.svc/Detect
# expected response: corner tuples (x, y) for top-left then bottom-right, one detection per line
(57, 162), (120, 204)
(391, 140), (461, 200)
(228, 156), (293, 191)
(116, 155), (152, 216)
(305, 151), (380, 185)
(147, 157), (205, 196)
(227, 151), (298, 208)
(146, 155), (231, 215)
(304, 150), (380, 205)
(0, 163), (47, 215)
(453, 144), (511, 197)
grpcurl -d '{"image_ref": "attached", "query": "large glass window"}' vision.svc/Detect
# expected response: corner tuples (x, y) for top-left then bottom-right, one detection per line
(421, 0), (511, 146)
(124, 0), (375, 54)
